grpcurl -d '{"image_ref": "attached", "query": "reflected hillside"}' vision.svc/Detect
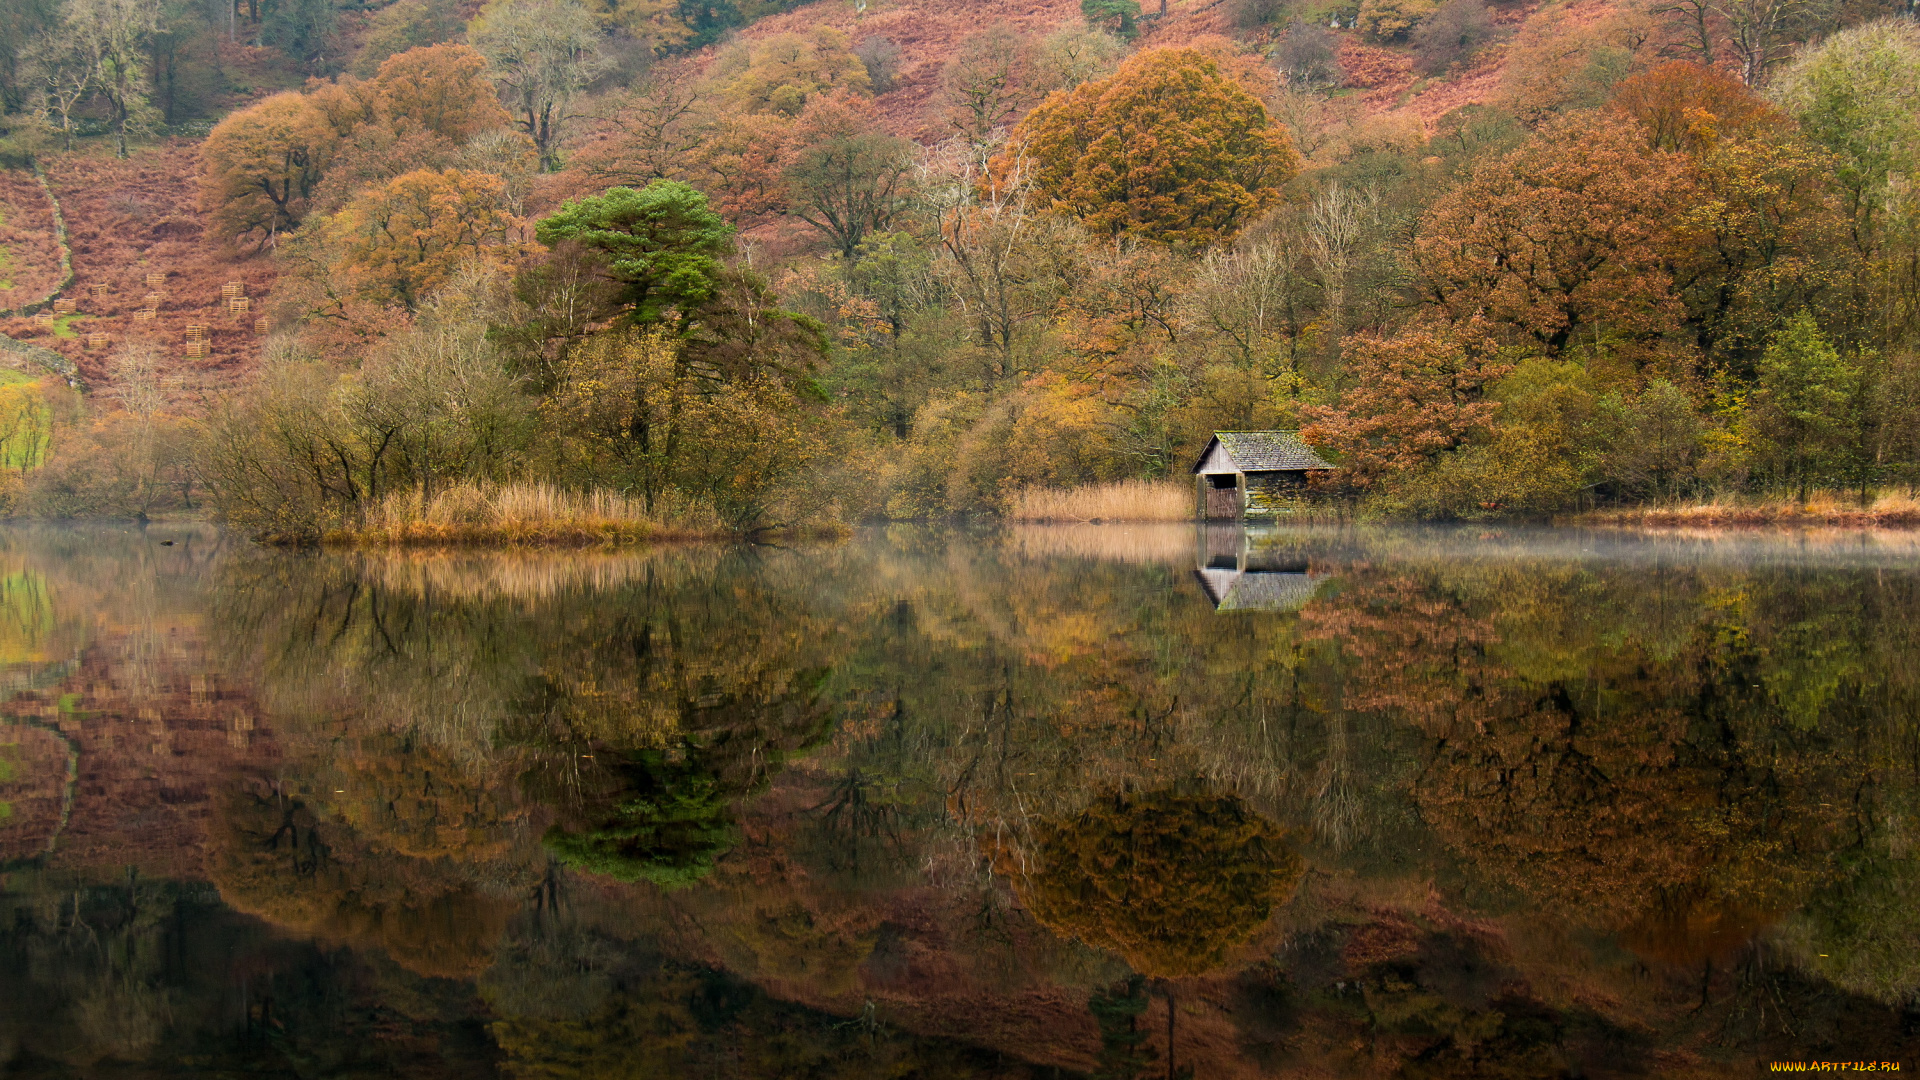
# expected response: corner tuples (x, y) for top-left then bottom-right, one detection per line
(0, 526), (1916, 1074)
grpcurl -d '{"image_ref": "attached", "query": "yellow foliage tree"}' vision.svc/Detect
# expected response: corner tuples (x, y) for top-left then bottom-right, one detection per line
(725, 27), (871, 117)
(1004, 46), (1297, 247)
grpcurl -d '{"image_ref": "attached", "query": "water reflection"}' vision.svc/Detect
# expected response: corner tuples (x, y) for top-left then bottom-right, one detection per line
(0, 523), (1917, 1074)
(1195, 523), (1329, 612)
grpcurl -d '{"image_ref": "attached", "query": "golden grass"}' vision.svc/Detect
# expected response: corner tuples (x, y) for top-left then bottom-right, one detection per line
(1008, 480), (1191, 522)
(329, 482), (727, 547)
(1577, 491), (1920, 528)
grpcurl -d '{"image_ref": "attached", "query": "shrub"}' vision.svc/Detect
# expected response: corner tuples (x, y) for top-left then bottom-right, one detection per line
(854, 35), (902, 93)
(1229, 0), (1290, 30)
(1357, 0), (1436, 44)
(1411, 0), (1503, 76)
(1274, 22), (1343, 88)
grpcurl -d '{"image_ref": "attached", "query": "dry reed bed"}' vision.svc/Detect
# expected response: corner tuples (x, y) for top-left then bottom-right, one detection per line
(1578, 493), (1920, 528)
(324, 482), (726, 547)
(1008, 480), (1191, 522)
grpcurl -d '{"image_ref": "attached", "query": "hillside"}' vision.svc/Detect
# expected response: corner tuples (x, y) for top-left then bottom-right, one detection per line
(0, 143), (272, 390)
(0, 0), (1620, 393)
(712, 0), (1618, 138)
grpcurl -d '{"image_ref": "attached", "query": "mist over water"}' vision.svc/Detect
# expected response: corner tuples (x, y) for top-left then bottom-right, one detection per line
(0, 522), (1916, 1075)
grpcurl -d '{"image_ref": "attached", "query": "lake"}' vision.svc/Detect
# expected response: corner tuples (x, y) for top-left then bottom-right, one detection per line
(0, 522), (1916, 1076)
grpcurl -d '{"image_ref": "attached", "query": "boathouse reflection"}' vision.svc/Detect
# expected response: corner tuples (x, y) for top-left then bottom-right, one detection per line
(1193, 524), (1330, 612)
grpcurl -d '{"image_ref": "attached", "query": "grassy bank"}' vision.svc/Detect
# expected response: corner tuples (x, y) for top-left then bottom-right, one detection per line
(1575, 492), (1920, 527)
(314, 483), (730, 547)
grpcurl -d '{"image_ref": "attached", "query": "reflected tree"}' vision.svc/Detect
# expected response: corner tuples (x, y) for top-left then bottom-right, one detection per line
(1018, 785), (1303, 978)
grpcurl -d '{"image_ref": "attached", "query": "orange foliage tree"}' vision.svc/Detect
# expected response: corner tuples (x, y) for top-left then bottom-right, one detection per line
(371, 43), (514, 143)
(1607, 63), (1840, 366)
(332, 168), (521, 309)
(1609, 60), (1783, 154)
(1004, 46), (1297, 247)
(1301, 318), (1514, 487)
(1414, 113), (1698, 358)
(199, 44), (514, 246)
(197, 92), (335, 243)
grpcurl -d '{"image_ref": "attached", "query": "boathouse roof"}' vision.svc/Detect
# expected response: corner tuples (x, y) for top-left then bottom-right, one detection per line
(1191, 431), (1334, 474)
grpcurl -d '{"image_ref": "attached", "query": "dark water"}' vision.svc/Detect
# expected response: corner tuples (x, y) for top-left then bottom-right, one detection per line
(1, 522), (1917, 1077)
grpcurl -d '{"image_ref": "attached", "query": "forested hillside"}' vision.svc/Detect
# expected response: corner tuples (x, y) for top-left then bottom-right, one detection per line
(3, 0), (1920, 529)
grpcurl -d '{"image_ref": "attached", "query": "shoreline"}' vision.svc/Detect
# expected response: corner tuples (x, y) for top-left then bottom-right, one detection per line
(269, 522), (852, 548)
(1568, 501), (1920, 529)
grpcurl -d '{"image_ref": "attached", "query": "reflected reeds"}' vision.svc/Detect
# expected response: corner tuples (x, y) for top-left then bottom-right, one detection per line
(1002, 522), (1196, 565)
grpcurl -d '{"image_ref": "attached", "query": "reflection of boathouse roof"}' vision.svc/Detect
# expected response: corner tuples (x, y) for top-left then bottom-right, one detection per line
(1195, 570), (1328, 612)
(1192, 431), (1334, 473)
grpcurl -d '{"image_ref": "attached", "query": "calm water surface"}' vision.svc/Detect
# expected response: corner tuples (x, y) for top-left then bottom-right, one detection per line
(1, 522), (1917, 1077)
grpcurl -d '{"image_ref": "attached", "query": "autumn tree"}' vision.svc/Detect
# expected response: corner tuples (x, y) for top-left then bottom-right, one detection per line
(469, 0), (605, 170)
(941, 25), (1038, 148)
(579, 68), (709, 188)
(784, 91), (917, 260)
(1414, 112), (1696, 360)
(351, 0), (463, 75)
(20, 29), (93, 150)
(198, 91), (333, 243)
(64, 0), (160, 158)
(1609, 59), (1781, 154)
(1005, 47), (1297, 247)
(331, 167), (520, 310)
(1301, 317), (1514, 488)
(1017, 786), (1303, 977)
(304, 73), (380, 141)
(533, 181), (735, 327)
(1684, 132), (1839, 373)
(372, 43), (513, 143)
(1768, 20), (1920, 240)
(1497, 6), (1643, 127)
(1607, 65), (1835, 369)
(723, 26), (869, 117)
(692, 111), (794, 228)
